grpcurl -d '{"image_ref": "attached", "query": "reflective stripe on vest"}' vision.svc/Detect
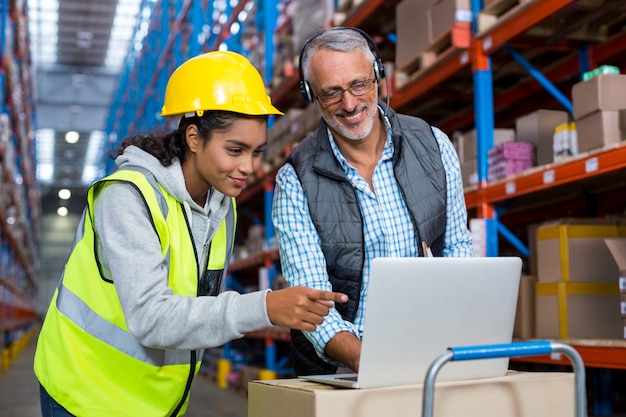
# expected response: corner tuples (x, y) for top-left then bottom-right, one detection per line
(34, 168), (236, 417)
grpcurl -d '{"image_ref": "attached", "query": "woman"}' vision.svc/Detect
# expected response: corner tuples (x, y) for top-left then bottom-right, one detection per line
(34, 51), (346, 417)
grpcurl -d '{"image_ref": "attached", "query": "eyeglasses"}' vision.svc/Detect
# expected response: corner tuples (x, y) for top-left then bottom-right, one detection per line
(315, 78), (377, 105)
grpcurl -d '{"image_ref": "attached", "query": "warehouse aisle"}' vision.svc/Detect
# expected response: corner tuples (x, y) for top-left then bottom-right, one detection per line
(0, 336), (248, 417)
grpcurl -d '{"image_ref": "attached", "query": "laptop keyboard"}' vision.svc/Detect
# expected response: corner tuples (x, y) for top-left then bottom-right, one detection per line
(337, 375), (358, 381)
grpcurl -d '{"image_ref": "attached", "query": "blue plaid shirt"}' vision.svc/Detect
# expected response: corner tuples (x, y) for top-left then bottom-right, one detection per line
(272, 113), (473, 365)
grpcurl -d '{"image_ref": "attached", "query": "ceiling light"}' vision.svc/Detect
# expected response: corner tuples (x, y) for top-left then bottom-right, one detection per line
(76, 31), (93, 40)
(65, 131), (80, 143)
(58, 189), (71, 200)
(35, 129), (55, 182)
(76, 39), (92, 49)
(57, 207), (69, 217)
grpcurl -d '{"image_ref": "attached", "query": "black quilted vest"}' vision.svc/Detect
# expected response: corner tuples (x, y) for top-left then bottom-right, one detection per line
(285, 106), (447, 375)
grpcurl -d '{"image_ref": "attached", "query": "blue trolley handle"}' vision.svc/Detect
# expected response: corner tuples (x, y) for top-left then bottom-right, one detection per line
(422, 340), (586, 417)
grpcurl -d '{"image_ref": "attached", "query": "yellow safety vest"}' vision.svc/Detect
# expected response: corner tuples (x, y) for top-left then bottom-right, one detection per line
(34, 168), (236, 417)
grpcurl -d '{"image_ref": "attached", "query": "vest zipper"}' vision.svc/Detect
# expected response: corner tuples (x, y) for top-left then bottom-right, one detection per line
(170, 350), (197, 417)
(169, 204), (200, 416)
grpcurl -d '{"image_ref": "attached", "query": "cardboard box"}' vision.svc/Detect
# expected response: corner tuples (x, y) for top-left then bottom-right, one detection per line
(605, 238), (626, 277)
(395, 0), (436, 69)
(248, 372), (575, 417)
(576, 109), (626, 153)
(292, 0), (334, 53)
(460, 158), (477, 188)
(572, 74), (626, 119)
(536, 281), (622, 339)
(514, 275), (536, 340)
(515, 109), (570, 165)
(605, 238), (626, 334)
(487, 141), (535, 181)
(453, 128), (516, 163)
(535, 218), (626, 283)
(430, 0), (471, 42)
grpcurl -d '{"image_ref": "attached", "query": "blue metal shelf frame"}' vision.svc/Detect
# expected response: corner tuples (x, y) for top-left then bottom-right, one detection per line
(471, 0), (589, 258)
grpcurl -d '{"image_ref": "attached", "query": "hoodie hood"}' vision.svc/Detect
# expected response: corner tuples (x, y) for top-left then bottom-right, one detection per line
(115, 145), (193, 206)
(113, 144), (232, 262)
(114, 145), (232, 229)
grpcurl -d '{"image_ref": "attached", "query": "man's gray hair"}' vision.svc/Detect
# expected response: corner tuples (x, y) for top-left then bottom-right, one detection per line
(300, 27), (376, 81)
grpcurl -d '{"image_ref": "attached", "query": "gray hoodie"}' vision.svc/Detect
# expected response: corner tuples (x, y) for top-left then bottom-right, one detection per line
(93, 145), (272, 350)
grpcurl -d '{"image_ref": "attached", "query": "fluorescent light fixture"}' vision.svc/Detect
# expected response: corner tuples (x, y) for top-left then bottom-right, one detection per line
(105, 0), (154, 71)
(28, 0), (59, 67)
(58, 189), (71, 200)
(230, 22), (240, 35)
(82, 130), (105, 184)
(57, 206), (69, 217)
(65, 131), (80, 143)
(35, 129), (55, 182)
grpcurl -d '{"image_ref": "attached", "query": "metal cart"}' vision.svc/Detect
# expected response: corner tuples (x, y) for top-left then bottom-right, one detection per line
(422, 340), (586, 417)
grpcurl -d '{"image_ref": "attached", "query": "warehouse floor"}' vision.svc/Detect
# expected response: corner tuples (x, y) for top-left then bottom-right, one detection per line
(0, 336), (248, 417)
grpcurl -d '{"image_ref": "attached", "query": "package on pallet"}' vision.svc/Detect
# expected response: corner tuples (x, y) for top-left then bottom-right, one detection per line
(292, 0), (334, 53)
(395, 0), (471, 73)
(395, 0), (435, 69)
(430, 0), (472, 42)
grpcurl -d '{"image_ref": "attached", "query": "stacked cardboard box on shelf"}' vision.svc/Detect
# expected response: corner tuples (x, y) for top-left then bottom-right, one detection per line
(514, 274), (537, 340)
(487, 141), (535, 181)
(266, 108), (304, 165)
(452, 128), (516, 187)
(604, 239), (626, 337)
(477, 0), (533, 32)
(571, 74), (626, 152)
(534, 218), (626, 340)
(515, 109), (570, 165)
(292, 0), (334, 54)
(395, 0), (471, 88)
(266, 105), (321, 170)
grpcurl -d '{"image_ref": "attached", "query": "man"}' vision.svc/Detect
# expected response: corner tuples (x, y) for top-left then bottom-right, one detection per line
(272, 27), (473, 376)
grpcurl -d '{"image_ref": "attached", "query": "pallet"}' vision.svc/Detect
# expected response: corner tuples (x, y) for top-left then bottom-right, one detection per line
(477, 0), (532, 32)
(395, 22), (471, 90)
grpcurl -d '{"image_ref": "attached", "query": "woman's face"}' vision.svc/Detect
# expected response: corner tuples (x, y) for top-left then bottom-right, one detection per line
(184, 117), (267, 200)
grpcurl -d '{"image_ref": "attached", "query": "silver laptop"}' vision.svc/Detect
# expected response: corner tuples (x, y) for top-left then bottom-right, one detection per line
(300, 256), (522, 389)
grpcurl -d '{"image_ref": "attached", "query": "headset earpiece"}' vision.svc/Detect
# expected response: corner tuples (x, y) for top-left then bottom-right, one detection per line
(298, 27), (385, 104)
(373, 59), (385, 83)
(299, 79), (314, 104)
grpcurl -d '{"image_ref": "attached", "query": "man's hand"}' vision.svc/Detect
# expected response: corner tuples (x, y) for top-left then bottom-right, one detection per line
(266, 287), (348, 332)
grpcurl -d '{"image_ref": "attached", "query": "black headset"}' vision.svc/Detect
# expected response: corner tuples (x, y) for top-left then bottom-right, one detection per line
(298, 27), (386, 104)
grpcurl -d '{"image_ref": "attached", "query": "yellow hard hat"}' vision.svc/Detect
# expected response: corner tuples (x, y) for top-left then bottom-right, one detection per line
(160, 51), (283, 117)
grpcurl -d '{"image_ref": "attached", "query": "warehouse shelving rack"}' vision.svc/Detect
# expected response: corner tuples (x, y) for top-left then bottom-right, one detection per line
(103, 0), (626, 407)
(0, 0), (41, 366)
(241, 0), (626, 413)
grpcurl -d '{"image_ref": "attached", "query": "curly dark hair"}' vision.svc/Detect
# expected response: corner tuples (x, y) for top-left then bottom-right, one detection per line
(115, 111), (267, 166)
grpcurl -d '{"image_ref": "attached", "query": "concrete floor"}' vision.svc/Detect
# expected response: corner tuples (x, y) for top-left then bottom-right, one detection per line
(0, 336), (248, 417)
